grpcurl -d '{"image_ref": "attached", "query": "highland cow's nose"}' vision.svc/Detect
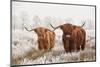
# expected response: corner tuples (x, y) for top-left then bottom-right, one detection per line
(66, 35), (70, 38)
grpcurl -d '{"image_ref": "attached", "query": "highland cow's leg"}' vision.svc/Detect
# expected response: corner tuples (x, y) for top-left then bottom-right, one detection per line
(69, 41), (75, 52)
(69, 42), (72, 52)
(64, 44), (69, 52)
(38, 40), (43, 50)
(50, 41), (54, 50)
(81, 33), (86, 50)
(50, 37), (53, 50)
(76, 41), (81, 52)
(81, 29), (86, 50)
(38, 44), (43, 50)
(76, 45), (80, 52)
(81, 38), (85, 50)
(62, 37), (69, 52)
(44, 41), (49, 50)
(51, 33), (55, 49)
(50, 36), (55, 50)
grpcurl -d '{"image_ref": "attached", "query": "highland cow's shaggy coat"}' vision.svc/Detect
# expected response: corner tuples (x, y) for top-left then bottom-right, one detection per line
(51, 23), (86, 52)
(25, 27), (55, 51)
(60, 24), (86, 52)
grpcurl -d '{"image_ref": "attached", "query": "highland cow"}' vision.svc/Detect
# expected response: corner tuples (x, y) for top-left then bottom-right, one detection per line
(50, 23), (86, 52)
(24, 26), (55, 51)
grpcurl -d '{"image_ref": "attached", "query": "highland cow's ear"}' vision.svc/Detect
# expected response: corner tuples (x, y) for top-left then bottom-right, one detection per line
(34, 29), (38, 33)
(66, 35), (70, 38)
(60, 25), (63, 29)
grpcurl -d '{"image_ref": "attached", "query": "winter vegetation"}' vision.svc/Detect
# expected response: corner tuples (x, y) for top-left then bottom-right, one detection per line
(12, 1), (96, 65)
(12, 15), (95, 65)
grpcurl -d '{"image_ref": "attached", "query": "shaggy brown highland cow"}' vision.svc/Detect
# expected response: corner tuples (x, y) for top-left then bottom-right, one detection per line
(24, 27), (55, 51)
(50, 23), (86, 52)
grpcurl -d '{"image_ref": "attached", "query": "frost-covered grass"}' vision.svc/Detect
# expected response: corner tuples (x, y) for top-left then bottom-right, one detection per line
(12, 29), (96, 65)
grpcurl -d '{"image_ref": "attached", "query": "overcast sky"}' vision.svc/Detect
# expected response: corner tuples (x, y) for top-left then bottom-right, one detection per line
(12, 1), (95, 28)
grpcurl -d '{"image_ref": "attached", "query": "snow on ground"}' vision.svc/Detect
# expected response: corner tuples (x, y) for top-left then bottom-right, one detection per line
(12, 29), (95, 65)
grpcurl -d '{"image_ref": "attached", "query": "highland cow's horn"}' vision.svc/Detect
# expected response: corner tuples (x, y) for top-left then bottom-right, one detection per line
(81, 21), (85, 27)
(23, 23), (34, 32)
(50, 24), (60, 31)
(24, 26), (34, 32)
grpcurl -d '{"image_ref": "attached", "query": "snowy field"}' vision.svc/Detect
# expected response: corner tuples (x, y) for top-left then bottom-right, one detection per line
(12, 1), (96, 65)
(12, 29), (96, 65)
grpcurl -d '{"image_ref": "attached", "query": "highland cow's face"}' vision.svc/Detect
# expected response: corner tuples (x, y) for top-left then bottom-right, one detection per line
(60, 24), (73, 35)
(34, 27), (55, 50)
(34, 27), (46, 36)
